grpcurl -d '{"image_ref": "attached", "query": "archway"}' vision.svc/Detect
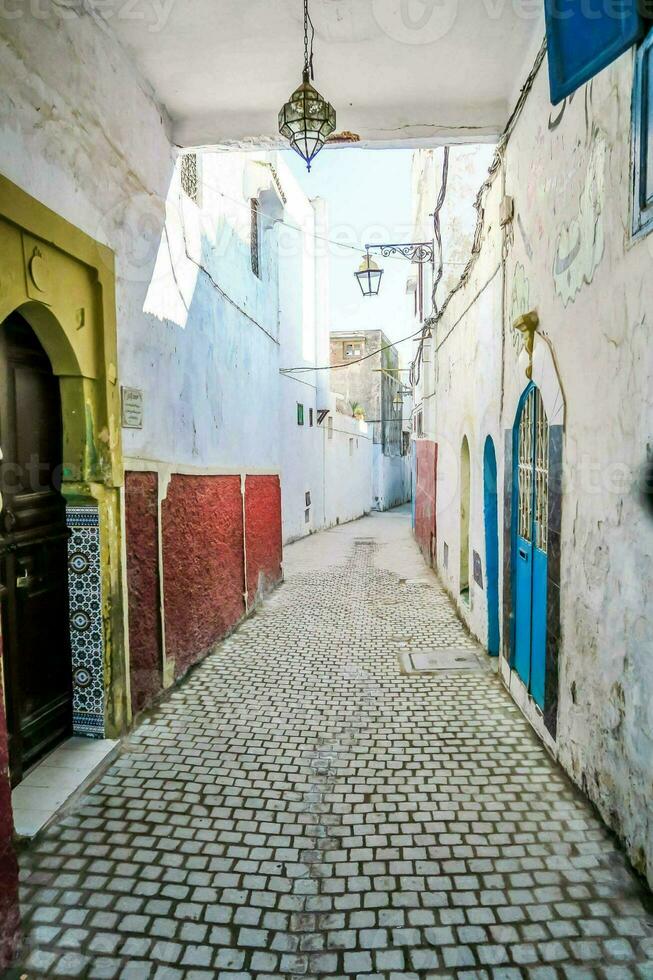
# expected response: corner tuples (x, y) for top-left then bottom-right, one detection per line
(483, 436), (500, 656)
(503, 326), (565, 736)
(460, 436), (471, 601)
(0, 174), (126, 751)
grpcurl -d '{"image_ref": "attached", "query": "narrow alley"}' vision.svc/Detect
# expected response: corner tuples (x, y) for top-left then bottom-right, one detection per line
(13, 509), (653, 979)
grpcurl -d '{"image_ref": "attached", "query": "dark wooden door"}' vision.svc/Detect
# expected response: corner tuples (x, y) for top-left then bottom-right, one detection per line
(0, 313), (72, 786)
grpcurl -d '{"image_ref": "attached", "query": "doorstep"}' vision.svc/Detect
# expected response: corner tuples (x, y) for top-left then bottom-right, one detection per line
(11, 736), (118, 838)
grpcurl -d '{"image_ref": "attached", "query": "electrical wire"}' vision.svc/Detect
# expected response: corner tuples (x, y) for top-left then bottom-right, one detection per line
(418, 39), (548, 340)
(193, 166), (469, 267)
(280, 323), (427, 374)
(410, 146), (449, 390)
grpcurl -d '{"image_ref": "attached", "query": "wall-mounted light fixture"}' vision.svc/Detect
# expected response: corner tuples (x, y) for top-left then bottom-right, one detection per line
(392, 383), (413, 411)
(279, 0), (336, 171)
(354, 242), (434, 297)
(513, 310), (539, 379)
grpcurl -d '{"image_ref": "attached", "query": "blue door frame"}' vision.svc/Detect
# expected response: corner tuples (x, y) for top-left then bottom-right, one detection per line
(511, 384), (549, 709)
(483, 437), (500, 657)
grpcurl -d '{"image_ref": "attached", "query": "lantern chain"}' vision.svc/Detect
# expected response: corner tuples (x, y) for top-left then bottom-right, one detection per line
(304, 0), (315, 79)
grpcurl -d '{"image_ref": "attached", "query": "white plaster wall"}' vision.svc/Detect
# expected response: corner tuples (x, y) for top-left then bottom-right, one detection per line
(373, 447), (412, 512)
(429, 188), (504, 648)
(420, 44), (653, 887)
(410, 144), (495, 441)
(281, 394), (374, 544)
(324, 412), (374, 530)
(280, 376), (324, 543)
(128, 150), (284, 471)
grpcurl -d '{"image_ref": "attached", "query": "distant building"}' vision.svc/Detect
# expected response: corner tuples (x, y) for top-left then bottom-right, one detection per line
(329, 330), (411, 511)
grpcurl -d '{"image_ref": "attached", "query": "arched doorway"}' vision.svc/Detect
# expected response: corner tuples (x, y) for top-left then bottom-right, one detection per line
(0, 313), (72, 785)
(483, 437), (500, 656)
(512, 383), (549, 707)
(460, 436), (471, 601)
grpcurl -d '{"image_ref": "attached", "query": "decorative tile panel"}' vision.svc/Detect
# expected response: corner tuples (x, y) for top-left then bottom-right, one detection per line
(67, 506), (105, 738)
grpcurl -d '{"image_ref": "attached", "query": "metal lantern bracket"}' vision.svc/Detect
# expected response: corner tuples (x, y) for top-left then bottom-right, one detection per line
(365, 242), (435, 265)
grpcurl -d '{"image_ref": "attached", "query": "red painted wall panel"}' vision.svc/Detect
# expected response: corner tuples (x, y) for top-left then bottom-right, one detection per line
(125, 472), (162, 716)
(245, 476), (283, 606)
(162, 475), (246, 679)
(0, 671), (20, 968)
(414, 440), (438, 566)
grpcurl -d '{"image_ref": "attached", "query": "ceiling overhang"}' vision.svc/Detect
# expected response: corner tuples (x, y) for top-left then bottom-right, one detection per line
(91, 0), (544, 150)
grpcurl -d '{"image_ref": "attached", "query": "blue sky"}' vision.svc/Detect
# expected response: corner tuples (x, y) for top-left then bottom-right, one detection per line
(283, 146), (416, 364)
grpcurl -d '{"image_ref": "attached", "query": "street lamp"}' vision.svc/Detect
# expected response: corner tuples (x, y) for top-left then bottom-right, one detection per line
(355, 252), (383, 297)
(278, 0), (336, 171)
(353, 242), (434, 297)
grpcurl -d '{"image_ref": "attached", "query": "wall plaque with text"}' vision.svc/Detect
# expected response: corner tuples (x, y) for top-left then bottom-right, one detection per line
(121, 387), (144, 429)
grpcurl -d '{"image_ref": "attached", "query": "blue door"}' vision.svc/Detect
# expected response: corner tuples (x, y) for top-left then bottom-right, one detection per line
(513, 386), (549, 708)
(483, 437), (500, 657)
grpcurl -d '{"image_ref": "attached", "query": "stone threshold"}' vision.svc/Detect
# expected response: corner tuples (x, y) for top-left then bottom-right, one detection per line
(11, 736), (118, 839)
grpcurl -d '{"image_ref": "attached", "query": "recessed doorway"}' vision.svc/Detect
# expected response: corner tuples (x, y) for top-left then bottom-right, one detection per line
(0, 313), (72, 786)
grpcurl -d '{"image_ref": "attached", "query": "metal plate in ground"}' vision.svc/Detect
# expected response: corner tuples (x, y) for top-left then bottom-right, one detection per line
(397, 649), (483, 674)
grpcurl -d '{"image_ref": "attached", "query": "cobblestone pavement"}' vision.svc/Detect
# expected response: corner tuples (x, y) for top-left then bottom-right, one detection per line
(13, 509), (653, 979)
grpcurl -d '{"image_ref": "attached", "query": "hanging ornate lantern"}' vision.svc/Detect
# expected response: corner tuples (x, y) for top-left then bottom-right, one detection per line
(355, 252), (384, 297)
(279, 0), (336, 171)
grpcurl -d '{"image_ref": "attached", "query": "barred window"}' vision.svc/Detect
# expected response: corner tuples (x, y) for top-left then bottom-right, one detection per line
(251, 198), (261, 278)
(181, 153), (200, 205)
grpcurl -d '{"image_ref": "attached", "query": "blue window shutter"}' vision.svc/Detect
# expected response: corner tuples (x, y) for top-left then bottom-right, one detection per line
(632, 28), (653, 235)
(641, 32), (653, 205)
(545, 0), (645, 104)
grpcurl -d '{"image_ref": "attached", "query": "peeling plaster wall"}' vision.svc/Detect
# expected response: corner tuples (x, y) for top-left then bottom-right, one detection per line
(414, 439), (437, 565)
(419, 48), (653, 887)
(430, 198), (504, 646)
(124, 472), (162, 716)
(245, 476), (283, 606)
(503, 49), (653, 885)
(161, 475), (246, 680)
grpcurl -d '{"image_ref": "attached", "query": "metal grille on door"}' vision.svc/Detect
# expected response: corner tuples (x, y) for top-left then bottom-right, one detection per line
(518, 389), (534, 541)
(534, 389), (549, 554)
(518, 388), (549, 552)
